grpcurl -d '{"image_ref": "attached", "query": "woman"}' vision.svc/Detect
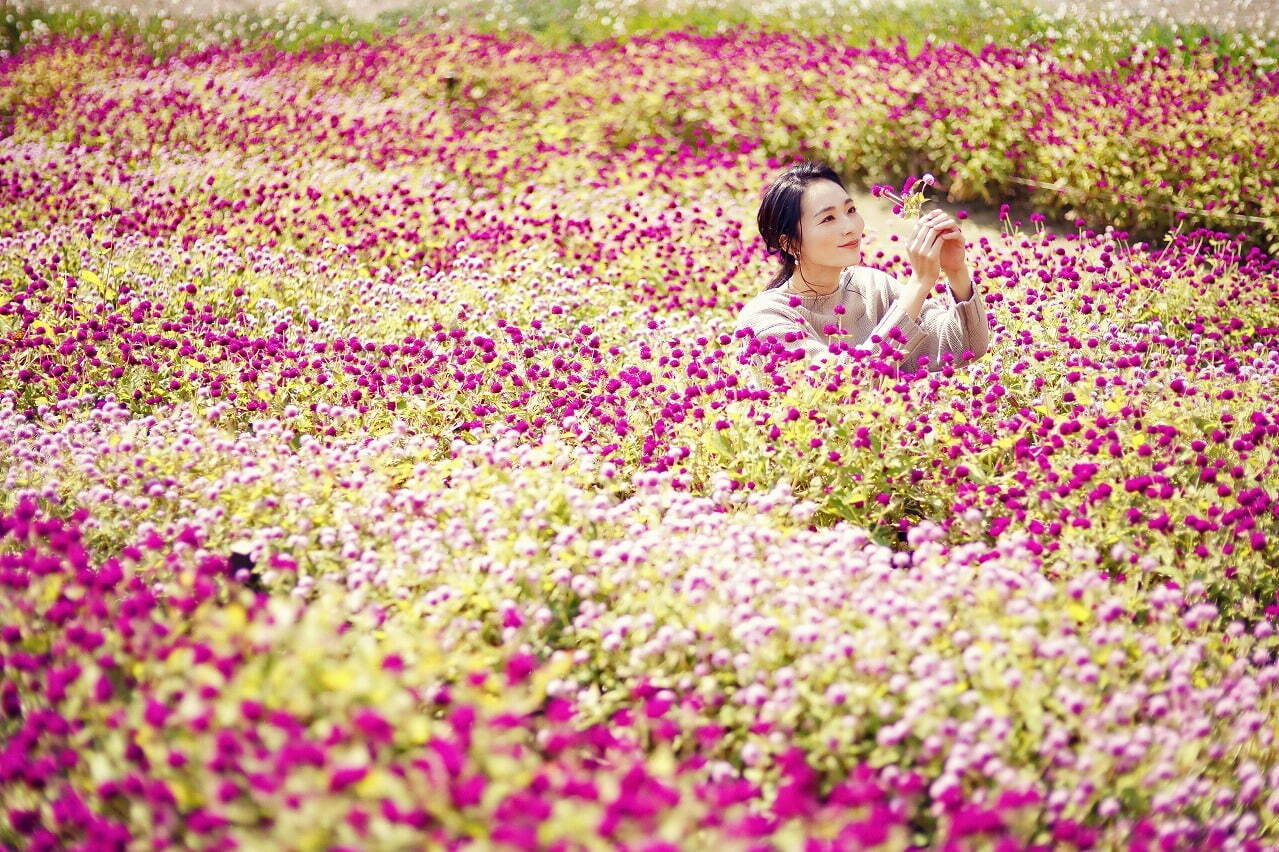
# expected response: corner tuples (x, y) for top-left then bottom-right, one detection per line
(736, 161), (990, 375)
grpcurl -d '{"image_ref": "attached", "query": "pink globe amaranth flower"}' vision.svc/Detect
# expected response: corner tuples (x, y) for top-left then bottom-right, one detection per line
(429, 737), (465, 777)
(491, 822), (539, 850)
(8, 808), (42, 837)
(726, 811), (778, 839)
(143, 699), (170, 727)
(451, 774), (487, 808)
(838, 804), (902, 846)
(505, 652), (538, 685)
(93, 675), (115, 702)
(449, 704), (478, 743)
(328, 765), (368, 794)
(948, 805), (1006, 838)
(352, 709), (394, 745)
(186, 809), (228, 835)
(545, 696), (575, 722)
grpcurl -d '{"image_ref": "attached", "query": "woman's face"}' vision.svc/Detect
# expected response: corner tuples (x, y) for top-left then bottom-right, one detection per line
(786, 179), (864, 269)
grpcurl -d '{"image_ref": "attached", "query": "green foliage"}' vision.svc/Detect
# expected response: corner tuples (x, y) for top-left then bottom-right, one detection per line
(0, 1), (390, 59)
(5, 0), (1279, 66)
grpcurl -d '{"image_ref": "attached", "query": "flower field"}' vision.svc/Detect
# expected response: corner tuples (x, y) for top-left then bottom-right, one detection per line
(3, 5), (1279, 849)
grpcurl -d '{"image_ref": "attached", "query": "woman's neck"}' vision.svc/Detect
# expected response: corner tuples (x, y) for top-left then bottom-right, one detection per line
(787, 261), (842, 296)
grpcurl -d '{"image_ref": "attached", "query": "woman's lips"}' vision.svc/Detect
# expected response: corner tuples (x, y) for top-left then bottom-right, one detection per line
(840, 240), (860, 248)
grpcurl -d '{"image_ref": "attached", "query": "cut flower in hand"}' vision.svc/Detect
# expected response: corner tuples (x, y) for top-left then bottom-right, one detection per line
(871, 173), (936, 219)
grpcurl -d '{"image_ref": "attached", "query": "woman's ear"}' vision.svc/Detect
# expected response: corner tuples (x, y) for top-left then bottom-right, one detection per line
(780, 236), (795, 257)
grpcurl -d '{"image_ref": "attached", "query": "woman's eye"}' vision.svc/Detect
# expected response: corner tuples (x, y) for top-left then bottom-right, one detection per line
(822, 216), (833, 223)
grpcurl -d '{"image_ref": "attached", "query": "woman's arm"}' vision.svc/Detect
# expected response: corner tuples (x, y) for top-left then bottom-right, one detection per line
(861, 272), (931, 361)
(862, 269), (990, 373)
(911, 275), (990, 371)
(735, 303), (832, 364)
(742, 320), (831, 361)
(944, 266), (975, 304)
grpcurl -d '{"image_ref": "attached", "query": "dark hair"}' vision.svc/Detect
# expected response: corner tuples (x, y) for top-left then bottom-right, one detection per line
(757, 161), (847, 290)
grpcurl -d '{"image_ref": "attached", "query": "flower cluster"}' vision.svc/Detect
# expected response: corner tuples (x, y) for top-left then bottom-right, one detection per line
(5, 457), (1279, 848)
(1, 501), (940, 849)
(1, 15), (1279, 850)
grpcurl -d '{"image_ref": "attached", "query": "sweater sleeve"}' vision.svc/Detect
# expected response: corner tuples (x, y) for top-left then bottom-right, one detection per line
(735, 301), (831, 362)
(861, 270), (990, 373)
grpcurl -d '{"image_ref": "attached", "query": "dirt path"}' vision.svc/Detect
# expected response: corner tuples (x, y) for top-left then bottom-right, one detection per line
(847, 184), (1067, 256)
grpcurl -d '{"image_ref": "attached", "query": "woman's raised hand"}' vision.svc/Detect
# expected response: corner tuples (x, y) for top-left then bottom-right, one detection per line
(907, 209), (964, 286)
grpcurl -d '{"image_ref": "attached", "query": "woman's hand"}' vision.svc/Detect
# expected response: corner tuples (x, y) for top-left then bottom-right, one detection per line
(907, 210), (965, 284)
(936, 213), (967, 281)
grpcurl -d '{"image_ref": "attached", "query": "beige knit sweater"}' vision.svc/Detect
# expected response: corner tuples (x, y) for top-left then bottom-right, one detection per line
(734, 265), (991, 373)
